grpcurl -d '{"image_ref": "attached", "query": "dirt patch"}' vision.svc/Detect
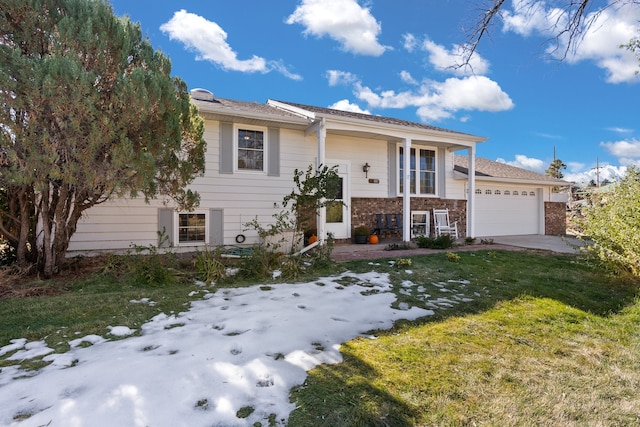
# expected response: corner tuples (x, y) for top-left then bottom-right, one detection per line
(0, 256), (105, 301)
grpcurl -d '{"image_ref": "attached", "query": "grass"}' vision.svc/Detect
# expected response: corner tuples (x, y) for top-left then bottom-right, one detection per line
(287, 250), (640, 426)
(1, 249), (639, 426)
(0, 269), (206, 365)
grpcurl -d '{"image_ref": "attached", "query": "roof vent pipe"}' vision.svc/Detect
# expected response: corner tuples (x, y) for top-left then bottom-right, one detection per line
(190, 88), (215, 101)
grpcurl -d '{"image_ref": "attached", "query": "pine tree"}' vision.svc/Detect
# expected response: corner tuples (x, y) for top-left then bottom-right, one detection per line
(0, 0), (205, 277)
(546, 158), (567, 179)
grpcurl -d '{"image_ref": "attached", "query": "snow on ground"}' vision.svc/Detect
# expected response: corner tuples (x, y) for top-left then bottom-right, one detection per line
(0, 270), (467, 426)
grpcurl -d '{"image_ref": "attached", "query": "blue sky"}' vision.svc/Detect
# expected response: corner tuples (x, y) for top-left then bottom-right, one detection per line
(109, 0), (640, 185)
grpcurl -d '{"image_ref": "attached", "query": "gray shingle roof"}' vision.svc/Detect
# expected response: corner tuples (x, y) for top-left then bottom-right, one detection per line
(194, 97), (310, 121)
(454, 155), (568, 184)
(271, 100), (477, 136)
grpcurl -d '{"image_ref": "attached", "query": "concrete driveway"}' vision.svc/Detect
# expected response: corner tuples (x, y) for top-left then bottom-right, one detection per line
(483, 235), (587, 254)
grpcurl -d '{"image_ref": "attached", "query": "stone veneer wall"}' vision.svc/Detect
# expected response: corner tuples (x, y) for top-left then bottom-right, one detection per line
(323, 198), (564, 243)
(344, 197), (467, 242)
(544, 201), (567, 235)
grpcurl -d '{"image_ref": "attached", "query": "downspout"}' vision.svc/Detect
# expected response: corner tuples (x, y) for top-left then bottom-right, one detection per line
(317, 118), (327, 242)
(467, 146), (476, 238)
(403, 138), (411, 242)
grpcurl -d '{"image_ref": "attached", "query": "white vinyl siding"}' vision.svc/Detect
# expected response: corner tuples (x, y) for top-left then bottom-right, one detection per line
(67, 114), (475, 254)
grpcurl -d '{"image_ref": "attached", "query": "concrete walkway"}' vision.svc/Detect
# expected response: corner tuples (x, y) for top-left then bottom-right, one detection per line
(330, 234), (586, 262)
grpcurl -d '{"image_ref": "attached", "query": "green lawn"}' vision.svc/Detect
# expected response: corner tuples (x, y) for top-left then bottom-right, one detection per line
(1, 249), (639, 426)
(287, 250), (640, 426)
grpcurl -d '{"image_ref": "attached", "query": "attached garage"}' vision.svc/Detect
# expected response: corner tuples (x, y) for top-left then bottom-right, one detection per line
(474, 185), (542, 236)
(454, 156), (569, 238)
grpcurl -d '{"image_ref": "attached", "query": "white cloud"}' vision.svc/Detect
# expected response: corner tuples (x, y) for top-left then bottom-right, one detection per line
(601, 138), (640, 158)
(534, 132), (563, 140)
(160, 10), (301, 79)
(567, 161), (586, 173)
(429, 76), (514, 112)
(421, 39), (490, 76)
(502, 0), (566, 37)
(402, 33), (418, 52)
(496, 155), (546, 173)
(565, 163), (628, 185)
(348, 75), (513, 122)
(399, 70), (418, 85)
(607, 127), (634, 134)
(286, 0), (389, 56)
(501, 0), (640, 83)
(326, 70), (359, 86)
(618, 158), (640, 167)
(328, 99), (371, 114)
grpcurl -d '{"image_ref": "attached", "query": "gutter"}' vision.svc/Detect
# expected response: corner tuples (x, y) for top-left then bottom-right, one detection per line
(453, 170), (570, 186)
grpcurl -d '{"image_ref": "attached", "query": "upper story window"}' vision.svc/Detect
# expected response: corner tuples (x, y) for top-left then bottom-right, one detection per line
(237, 126), (266, 171)
(398, 146), (436, 196)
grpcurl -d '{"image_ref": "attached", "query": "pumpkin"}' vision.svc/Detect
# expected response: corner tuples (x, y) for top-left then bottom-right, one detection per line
(368, 234), (379, 244)
(308, 234), (318, 244)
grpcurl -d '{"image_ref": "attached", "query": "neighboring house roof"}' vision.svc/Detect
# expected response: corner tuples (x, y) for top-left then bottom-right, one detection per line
(454, 155), (569, 186)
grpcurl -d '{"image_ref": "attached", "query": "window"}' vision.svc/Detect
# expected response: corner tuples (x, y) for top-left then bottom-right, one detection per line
(485, 189), (492, 195)
(475, 188), (482, 194)
(398, 146), (436, 195)
(513, 191), (519, 196)
(504, 190), (510, 195)
(529, 191), (536, 196)
(178, 213), (207, 244)
(495, 190), (501, 195)
(237, 127), (265, 171)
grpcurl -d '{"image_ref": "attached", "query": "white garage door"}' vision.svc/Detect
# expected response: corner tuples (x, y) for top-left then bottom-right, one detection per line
(474, 186), (541, 236)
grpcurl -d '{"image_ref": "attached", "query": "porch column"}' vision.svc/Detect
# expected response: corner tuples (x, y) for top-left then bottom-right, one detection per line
(467, 146), (476, 238)
(317, 118), (327, 242)
(403, 138), (411, 242)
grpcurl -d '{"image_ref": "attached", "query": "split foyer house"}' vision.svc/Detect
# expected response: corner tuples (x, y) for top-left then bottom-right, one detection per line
(67, 89), (567, 254)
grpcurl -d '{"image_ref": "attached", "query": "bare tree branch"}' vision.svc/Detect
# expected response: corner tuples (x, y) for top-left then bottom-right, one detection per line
(460, 0), (640, 66)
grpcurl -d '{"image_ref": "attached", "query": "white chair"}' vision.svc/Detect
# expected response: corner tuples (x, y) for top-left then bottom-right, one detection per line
(433, 209), (458, 239)
(410, 211), (430, 238)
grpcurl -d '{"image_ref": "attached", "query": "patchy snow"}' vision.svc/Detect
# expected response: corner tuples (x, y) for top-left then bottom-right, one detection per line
(0, 270), (472, 426)
(107, 326), (135, 337)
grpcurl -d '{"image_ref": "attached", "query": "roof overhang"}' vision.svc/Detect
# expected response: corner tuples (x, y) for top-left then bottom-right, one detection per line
(453, 170), (571, 186)
(192, 98), (311, 130)
(268, 99), (487, 149)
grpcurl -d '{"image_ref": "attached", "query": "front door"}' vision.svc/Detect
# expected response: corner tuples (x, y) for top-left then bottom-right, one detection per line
(325, 162), (350, 239)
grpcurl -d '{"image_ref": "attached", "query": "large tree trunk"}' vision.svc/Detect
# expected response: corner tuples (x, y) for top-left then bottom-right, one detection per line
(16, 186), (36, 268)
(38, 182), (87, 278)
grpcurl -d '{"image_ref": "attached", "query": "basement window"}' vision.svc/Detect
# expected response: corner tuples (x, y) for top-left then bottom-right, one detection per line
(178, 213), (207, 244)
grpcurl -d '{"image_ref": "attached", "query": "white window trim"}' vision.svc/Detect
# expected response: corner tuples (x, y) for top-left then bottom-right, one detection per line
(397, 144), (438, 197)
(175, 210), (209, 246)
(234, 123), (268, 174)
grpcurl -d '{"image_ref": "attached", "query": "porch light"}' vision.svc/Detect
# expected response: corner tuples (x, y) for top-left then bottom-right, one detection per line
(362, 162), (371, 178)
